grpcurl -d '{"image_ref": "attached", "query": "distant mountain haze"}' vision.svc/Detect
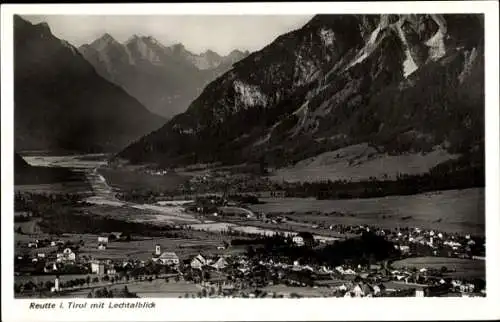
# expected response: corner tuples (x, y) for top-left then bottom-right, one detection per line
(117, 14), (484, 177)
(78, 34), (249, 118)
(14, 16), (165, 153)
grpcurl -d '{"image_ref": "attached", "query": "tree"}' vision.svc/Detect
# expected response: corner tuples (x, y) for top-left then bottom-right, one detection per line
(92, 277), (99, 284)
(245, 246), (256, 257)
(472, 278), (486, 291)
(45, 281), (54, 290)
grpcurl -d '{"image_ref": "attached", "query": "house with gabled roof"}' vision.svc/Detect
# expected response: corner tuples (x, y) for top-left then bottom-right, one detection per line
(191, 254), (207, 269)
(211, 256), (228, 270)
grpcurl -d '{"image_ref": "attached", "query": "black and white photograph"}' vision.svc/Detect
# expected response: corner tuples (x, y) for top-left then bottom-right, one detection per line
(1, 2), (499, 321)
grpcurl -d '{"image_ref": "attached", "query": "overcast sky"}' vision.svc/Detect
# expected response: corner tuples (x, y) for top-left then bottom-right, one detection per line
(22, 15), (313, 55)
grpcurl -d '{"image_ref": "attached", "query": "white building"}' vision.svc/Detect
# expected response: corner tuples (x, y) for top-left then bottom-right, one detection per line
(51, 277), (60, 293)
(211, 257), (228, 270)
(97, 236), (109, 244)
(44, 262), (58, 273)
(91, 261), (105, 275)
(292, 236), (304, 246)
(154, 252), (180, 266)
(57, 248), (76, 262)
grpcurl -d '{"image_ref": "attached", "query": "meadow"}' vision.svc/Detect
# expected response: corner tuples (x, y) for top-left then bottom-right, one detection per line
(99, 168), (188, 193)
(59, 279), (201, 298)
(391, 257), (485, 279)
(249, 188), (485, 234)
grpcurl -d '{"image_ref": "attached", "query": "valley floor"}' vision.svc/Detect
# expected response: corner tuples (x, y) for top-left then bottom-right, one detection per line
(13, 153), (486, 298)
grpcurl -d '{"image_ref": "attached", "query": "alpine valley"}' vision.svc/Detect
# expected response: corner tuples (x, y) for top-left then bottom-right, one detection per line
(12, 13), (488, 300)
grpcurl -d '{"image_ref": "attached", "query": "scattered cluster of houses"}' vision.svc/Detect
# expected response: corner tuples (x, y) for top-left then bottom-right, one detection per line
(19, 233), (129, 274)
(303, 223), (485, 259)
(27, 238), (65, 249)
(90, 260), (117, 275)
(151, 244), (229, 271)
(385, 227), (484, 259)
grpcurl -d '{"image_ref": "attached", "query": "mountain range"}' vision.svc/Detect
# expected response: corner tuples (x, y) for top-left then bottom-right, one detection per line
(14, 16), (166, 153)
(117, 14), (484, 182)
(79, 34), (249, 118)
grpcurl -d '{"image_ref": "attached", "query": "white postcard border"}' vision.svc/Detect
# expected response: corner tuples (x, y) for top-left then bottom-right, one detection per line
(1, 2), (499, 321)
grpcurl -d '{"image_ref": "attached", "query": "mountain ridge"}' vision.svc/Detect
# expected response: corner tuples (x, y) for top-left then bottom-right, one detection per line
(14, 15), (165, 153)
(116, 14), (484, 179)
(78, 33), (250, 118)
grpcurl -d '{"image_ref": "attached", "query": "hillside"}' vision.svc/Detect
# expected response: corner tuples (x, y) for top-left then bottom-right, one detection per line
(14, 16), (165, 153)
(116, 14), (484, 183)
(79, 36), (249, 118)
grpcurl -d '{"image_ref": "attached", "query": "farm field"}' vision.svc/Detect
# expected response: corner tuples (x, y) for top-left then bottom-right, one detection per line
(22, 154), (108, 169)
(383, 281), (427, 291)
(127, 279), (200, 298)
(232, 219), (352, 239)
(15, 182), (92, 195)
(15, 274), (90, 285)
(129, 204), (200, 224)
(250, 188), (484, 234)
(78, 204), (199, 225)
(262, 285), (333, 297)
(15, 219), (43, 235)
(391, 257), (485, 279)
(77, 235), (226, 261)
(60, 279), (201, 298)
(99, 167), (189, 193)
(188, 221), (340, 242)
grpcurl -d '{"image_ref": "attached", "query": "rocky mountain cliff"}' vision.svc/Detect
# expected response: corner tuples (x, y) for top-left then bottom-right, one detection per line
(14, 16), (165, 153)
(117, 14), (484, 179)
(79, 35), (249, 118)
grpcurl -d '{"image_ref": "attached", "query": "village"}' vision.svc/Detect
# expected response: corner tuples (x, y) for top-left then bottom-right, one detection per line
(14, 202), (486, 299)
